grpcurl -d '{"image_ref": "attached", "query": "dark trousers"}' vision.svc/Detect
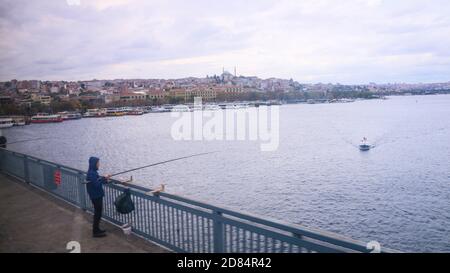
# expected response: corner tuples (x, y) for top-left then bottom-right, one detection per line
(91, 197), (103, 233)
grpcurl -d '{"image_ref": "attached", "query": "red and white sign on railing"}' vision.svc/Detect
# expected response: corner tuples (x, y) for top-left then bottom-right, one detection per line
(54, 170), (61, 187)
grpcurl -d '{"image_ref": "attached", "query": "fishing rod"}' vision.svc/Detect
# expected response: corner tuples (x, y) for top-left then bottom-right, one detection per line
(109, 151), (219, 178)
(6, 137), (51, 145)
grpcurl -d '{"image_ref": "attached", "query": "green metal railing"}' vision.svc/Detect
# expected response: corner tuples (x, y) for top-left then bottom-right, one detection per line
(0, 148), (397, 253)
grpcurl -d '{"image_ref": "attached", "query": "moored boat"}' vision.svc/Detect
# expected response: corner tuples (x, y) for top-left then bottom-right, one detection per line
(171, 105), (191, 112)
(58, 111), (82, 120)
(127, 109), (144, 115)
(31, 114), (63, 124)
(0, 118), (14, 129)
(13, 119), (26, 126)
(83, 109), (107, 118)
(106, 108), (126, 117)
(359, 137), (371, 151)
(204, 104), (221, 111)
(151, 106), (171, 113)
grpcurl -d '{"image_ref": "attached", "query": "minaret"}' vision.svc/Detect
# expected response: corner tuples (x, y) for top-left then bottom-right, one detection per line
(234, 67), (237, 77)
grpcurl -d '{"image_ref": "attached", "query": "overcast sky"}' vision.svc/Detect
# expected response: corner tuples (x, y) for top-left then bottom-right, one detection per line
(1, 0), (450, 84)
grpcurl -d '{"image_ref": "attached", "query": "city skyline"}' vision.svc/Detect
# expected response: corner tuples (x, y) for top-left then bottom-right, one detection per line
(1, 0), (450, 84)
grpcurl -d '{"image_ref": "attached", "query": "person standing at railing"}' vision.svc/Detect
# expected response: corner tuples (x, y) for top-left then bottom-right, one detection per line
(0, 130), (6, 149)
(86, 157), (111, 238)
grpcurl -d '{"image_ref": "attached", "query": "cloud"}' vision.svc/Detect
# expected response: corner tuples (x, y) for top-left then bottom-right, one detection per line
(1, 0), (450, 83)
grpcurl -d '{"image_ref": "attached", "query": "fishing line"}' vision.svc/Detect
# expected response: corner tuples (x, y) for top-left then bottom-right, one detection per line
(109, 151), (219, 178)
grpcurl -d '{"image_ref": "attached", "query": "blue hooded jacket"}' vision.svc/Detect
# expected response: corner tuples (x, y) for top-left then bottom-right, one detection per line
(86, 157), (107, 200)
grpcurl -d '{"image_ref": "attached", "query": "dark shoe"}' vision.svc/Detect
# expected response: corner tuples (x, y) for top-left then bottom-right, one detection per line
(98, 228), (106, 234)
(93, 232), (107, 238)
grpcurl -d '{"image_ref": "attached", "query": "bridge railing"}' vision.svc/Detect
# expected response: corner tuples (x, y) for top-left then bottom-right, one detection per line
(0, 148), (398, 253)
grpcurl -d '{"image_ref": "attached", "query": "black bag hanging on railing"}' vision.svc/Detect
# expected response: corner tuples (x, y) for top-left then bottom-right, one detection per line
(114, 188), (135, 214)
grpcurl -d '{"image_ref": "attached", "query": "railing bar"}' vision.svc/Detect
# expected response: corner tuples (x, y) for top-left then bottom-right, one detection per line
(193, 214), (197, 252)
(150, 200), (155, 237)
(178, 210), (183, 251)
(170, 206), (175, 247)
(188, 213), (193, 253)
(166, 205), (171, 245)
(250, 232), (254, 253)
(104, 187), (109, 218)
(207, 218), (211, 253)
(167, 203), (173, 244)
(181, 211), (186, 251)
(136, 196), (142, 231)
(157, 202), (162, 240)
(144, 198), (149, 234)
(243, 230), (247, 253)
(168, 206), (172, 245)
(184, 212), (190, 252)
(257, 234), (261, 253)
(165, 204), (170, 244)
(223, 224), (226, 253)
(152, 201), (157, 238)
(196, 215), (200, 253)
(192, 214), (196, 252)
(176, 209), (181, 249)
(264, 236), (268, 253)
(202, 217), (206, 253)
(233, 226), (237, 253)
(162, 204), (167, 243)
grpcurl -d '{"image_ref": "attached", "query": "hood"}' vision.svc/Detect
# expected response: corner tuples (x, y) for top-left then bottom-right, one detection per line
(88, 157), (99, 171)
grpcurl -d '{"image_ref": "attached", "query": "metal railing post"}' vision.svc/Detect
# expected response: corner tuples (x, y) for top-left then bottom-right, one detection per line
(0, 150), (3, 173)
(213, 210), (225, 253)
(78, 172), (87, 210)
(23, 155), (30, 184)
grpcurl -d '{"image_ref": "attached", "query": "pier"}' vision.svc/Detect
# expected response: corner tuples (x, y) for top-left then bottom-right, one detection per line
(0, 149), (398, 253)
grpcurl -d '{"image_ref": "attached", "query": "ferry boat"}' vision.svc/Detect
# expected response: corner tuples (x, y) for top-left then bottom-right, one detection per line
(0, 118), (14, 129)
(127, 109), (144, 115)
(83, 109), (107, 118)
(1, 116), (27, 126)
(106, 108), (126, 117)
(120, 107), (132, 114)
(31, 114), (63, 124)
(13, 118), (26, 126)
(58, 112), (82, 120)
(359, 137), (371, 151)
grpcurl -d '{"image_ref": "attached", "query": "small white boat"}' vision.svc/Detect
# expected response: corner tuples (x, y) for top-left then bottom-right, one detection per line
(204, 104), (221, 111)
(151, 107), (170, 113)
(359, 137), (371, 151)
(171, 105), (191, 112)
(0, 118), (14, 129)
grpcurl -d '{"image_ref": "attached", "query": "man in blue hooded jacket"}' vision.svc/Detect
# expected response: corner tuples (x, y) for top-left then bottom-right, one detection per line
(86, 157), (111, 237)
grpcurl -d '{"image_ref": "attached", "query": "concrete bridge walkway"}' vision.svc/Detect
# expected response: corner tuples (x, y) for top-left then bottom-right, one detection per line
(0, 173), (169, 253)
